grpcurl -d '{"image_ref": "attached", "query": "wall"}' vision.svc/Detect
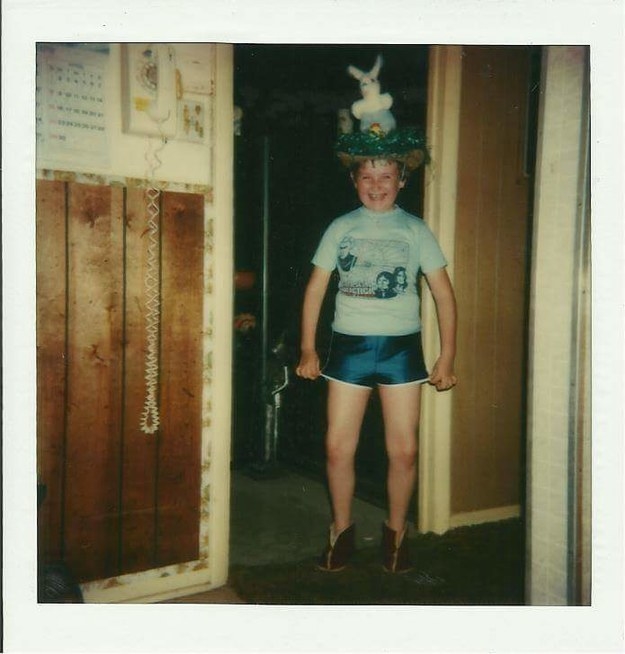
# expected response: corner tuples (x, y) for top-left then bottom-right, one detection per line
(526, 46), (590, 605)
(37, 43), (215, 186)
(36, 43), (234, 602)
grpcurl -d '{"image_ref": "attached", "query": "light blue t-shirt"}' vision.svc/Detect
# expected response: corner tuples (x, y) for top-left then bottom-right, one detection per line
(312, 205), (447, 336)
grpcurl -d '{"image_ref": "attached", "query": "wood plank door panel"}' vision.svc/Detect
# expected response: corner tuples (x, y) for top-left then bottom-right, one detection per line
(37, 181), (205, 583)
(156, 192), (204, 567)
(64, 183), (125, 581)
(119, 187), (159, 574)
(36, 180), (68, 561)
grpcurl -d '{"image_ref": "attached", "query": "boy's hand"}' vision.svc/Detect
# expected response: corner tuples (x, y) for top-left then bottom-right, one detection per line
(428, 357), (457, 392)
(296, 350), (321, 380)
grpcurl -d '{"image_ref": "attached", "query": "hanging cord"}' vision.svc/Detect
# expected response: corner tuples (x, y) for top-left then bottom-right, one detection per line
(140, 133), (167, 434)
(140, 185), (162, 434)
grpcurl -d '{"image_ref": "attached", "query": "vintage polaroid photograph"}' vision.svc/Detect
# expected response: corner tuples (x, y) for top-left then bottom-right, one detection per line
(3, 1), (623, 652)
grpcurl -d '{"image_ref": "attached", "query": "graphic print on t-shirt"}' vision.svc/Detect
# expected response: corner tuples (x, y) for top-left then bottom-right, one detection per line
(337, 236), (410, 299)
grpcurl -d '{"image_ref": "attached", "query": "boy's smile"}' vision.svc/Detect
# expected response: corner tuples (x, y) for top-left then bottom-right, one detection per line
(352, 159), (405, 213)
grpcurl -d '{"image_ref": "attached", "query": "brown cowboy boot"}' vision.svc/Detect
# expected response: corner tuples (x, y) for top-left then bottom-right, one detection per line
(381, 521), (413, 573)
(317, 523), (356, 572)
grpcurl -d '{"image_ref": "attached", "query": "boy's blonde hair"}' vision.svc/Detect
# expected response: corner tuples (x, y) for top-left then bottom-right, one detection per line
(349, 158), (410, 183)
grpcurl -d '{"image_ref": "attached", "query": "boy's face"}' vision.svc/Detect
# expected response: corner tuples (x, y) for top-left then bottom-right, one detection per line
(352, 159), (405, 213)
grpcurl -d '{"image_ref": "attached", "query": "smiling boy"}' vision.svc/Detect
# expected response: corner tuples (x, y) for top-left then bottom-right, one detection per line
(296, 154), (457, 573)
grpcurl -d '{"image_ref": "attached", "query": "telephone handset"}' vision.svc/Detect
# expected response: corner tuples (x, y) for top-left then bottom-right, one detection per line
(122, 44), (178, 137)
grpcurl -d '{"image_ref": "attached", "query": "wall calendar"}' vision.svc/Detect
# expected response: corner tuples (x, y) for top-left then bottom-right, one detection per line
(36, 44), (110, 169)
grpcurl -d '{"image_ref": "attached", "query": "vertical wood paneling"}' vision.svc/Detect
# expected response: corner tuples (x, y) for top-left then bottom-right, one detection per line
(64, 184), (124, 581)
(119, 188), (159, 573)
(36, 180), (67, 561)
(37, 181), (205, 582)
(452, 47), (530, 514)
(473, 51), (501, 506)
(156, 191), (204, 566)
(452, 55), (482, 511)
(492, 53), (529, 503)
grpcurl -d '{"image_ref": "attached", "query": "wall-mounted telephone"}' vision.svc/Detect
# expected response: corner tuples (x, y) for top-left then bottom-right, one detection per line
(121, 44), (179, 137)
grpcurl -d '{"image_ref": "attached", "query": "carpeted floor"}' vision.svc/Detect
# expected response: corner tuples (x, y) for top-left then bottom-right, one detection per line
(229, 518), (525, 605)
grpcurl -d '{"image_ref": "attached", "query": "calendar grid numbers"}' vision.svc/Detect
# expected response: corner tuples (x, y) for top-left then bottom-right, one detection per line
(36, 45), (110, 168)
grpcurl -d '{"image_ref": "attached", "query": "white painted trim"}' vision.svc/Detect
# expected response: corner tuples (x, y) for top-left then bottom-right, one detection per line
(418, 46), (463, 536)
(449, 504), (521, 529)
(207, 43), (234, 590)
(82, 569), (214, 604)
(525, 46), (590, 607)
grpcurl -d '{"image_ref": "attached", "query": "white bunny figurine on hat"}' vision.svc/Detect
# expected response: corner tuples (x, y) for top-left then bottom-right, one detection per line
(347, 54), (396, 134)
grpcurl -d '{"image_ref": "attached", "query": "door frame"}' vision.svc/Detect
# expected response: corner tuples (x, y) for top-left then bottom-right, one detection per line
(419, 45), (462, 535)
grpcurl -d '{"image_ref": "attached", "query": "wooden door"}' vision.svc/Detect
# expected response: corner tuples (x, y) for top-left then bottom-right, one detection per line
(451, 47), (533, 515)
(36, 180), (205, 582)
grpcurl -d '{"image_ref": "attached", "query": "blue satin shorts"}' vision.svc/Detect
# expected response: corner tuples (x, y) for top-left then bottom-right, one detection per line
(321, 331), (429, 388)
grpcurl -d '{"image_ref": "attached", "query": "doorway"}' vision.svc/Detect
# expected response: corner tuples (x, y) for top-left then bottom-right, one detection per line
(229, 44), (537, 571)
(231, 44), (430, 513)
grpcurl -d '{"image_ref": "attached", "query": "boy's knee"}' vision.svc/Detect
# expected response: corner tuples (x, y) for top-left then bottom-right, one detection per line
(387, 442), (418, 467)
(326, 436), (357, 463)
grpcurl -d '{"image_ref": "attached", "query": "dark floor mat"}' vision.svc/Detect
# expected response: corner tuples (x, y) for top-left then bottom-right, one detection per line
(229, 519), (525, 605)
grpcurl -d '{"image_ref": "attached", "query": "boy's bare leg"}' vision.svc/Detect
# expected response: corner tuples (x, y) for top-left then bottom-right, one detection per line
(325, 380), (371, 533)
(378, 383), (422, 532)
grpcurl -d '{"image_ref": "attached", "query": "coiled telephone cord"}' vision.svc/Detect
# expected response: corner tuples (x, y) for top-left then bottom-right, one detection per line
(140, 134), (166, 434)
